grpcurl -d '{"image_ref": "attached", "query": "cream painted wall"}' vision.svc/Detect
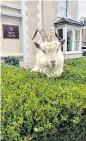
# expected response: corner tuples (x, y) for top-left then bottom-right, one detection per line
(1, 16), (22, 56)
(43, 1), (57, 35)
(1, 6), (21, 15)
(27, 1), (38, 66)
(70, 1), (78, 21)
(27, 1), (38, 39)
(1, 0), (20, 7)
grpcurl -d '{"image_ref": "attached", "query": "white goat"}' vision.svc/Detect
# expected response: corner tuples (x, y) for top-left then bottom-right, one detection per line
(32, 26), (65, 77)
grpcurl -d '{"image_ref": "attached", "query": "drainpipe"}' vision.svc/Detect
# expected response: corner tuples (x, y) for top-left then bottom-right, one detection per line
(21, 0), (28, 62)
(42, 1), (44, 28)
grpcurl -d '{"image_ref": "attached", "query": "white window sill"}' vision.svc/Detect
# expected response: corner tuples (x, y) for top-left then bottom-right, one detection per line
(63, 51), (82, 55)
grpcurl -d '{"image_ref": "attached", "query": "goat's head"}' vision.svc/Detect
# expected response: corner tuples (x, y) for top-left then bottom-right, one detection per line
(32, 26), (65, 68)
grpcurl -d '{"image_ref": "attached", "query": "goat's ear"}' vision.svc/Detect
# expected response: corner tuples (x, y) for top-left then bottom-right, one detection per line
(61, 39), (65, 46)
(34, 42), (40, 49)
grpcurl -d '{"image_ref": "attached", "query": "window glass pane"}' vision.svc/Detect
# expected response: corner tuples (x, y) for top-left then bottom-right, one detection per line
(57, 29), (63, 51)
(57, 29), (63, 39)
(67, 28), (73, 40)
(75, 41), (79, 51)
(67, 28), (73, 51)
(75, 30), (80, 40)
(59, 7), (66, 17)
(67, 41), (72, 51)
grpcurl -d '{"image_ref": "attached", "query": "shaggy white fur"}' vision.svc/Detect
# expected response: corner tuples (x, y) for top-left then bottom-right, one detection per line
(32, 40), (65, 77)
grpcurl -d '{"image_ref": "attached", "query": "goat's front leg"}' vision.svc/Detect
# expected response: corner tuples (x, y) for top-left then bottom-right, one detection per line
(32, 66), (39, 72)
(32, 66), (43, 73)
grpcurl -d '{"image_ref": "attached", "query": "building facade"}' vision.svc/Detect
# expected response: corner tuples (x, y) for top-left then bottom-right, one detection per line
(1, 0), (82, 68)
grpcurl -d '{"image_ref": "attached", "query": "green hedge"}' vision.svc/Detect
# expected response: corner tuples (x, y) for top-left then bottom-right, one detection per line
(1, 58), (86, 141)
(4, 56), (19, 66)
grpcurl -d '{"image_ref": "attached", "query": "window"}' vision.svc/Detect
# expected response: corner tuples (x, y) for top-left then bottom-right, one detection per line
(58, 1), (70, 18)
(80, 19), (86, 25)
(74, 29), (80, 51)
(80, 20), (84, 24)
(84, 20), (86, 25)
(57, 28), (63, 51)
(67, 28), (73, 51)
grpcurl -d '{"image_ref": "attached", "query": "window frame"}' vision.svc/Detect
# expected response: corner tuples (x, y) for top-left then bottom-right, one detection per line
(67, 28), (73, 51)
(74, 29), (80, 51)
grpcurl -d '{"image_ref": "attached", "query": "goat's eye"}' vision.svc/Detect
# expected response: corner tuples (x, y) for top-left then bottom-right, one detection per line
(42, 50), (46, 53)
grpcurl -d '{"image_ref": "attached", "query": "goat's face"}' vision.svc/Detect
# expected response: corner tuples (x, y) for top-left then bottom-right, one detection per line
(34, 40), (65, 68)
(32, 26), (65, 68)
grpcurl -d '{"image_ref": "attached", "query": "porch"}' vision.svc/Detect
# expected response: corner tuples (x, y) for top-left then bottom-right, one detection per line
(54, 17), (85, 59)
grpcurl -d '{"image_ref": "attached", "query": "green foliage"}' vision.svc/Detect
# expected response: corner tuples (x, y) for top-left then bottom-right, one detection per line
(4, 56), (19, 66)
(1, 58), (86, 141)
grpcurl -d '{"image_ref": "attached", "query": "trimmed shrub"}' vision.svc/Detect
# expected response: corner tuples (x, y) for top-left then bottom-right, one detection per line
(4, 56), (19, 66)
(1, 58), (86, 141)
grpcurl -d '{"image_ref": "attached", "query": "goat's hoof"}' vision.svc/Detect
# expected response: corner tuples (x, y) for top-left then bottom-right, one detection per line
(31, 69), (37, 72)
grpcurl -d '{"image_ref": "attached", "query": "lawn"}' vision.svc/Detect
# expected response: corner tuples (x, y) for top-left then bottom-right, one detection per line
(1, 58), (86, 141)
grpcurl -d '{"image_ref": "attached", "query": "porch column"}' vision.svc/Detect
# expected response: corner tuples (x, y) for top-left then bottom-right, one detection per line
(63, 27), (67, 56)
(37, 0), (42, 43)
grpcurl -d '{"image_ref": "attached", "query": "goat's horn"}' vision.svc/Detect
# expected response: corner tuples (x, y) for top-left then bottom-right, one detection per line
(50, 26), (56, 41)
(32, 30), (38, 40)
(40, 29), (49, 42)
(32, 29), (49, 42)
